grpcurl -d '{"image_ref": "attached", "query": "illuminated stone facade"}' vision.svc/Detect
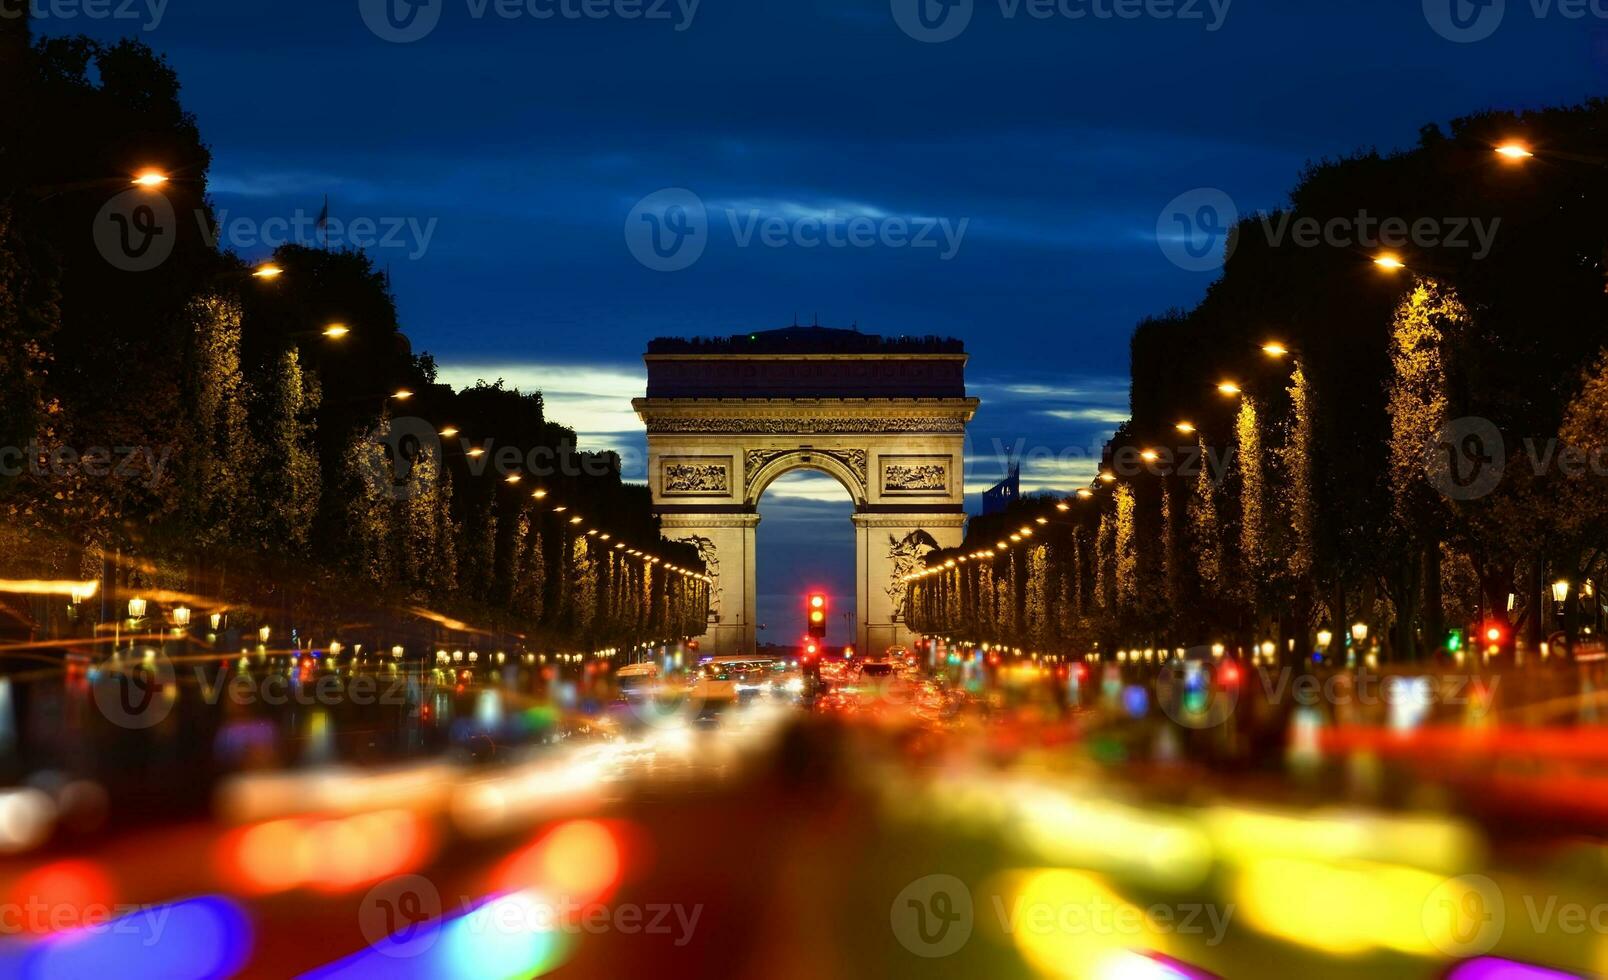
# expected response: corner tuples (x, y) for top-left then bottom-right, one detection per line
(634, 328), (977, 655)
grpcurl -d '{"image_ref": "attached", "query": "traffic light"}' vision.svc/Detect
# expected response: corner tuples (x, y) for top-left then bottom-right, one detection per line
(807, 592), (828, 639)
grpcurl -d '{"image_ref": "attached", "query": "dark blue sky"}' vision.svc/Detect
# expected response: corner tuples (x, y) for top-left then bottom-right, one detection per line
(40, 0), (1606, 640)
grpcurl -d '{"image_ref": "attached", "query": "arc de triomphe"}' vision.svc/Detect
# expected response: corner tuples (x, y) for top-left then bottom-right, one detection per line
(633, 327), (978, 657)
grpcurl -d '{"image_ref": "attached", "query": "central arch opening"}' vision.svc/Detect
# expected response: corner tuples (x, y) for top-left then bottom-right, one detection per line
(754, 469), (856, 653)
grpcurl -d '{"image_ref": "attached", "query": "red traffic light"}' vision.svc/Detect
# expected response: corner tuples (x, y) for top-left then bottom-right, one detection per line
(806, 593), (828, 638)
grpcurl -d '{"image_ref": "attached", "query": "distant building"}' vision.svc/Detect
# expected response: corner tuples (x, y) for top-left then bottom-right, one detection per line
(982, 463), (1020, 516)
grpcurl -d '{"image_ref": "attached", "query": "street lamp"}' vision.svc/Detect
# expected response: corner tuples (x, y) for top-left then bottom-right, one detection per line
(1261, 342), (1290, 358)
(1350, 622), (1368, 644)
(252, 263), (284, 280)
(1552, 580), (1571, 604)
(258, 625), (272, 644)
(1217, 381), (1242, 397)
(1494, 142), (1534, 162)
(1373, 254), (1406, 272)
(171, 606), (191, 628)
(1316, 628), (1333, 650)
(390, 389), (414, 402)
(126, 597), (148, 620)
(1175, 422), (1196, 434)
(132, 169), (170, 188)
(322, 324), (351, 339)
(439, 427), (460, 439)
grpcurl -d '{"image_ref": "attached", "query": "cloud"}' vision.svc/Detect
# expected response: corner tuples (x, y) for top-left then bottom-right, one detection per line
(1040, 408), (1131, 424)
(704, 196), (893, 223)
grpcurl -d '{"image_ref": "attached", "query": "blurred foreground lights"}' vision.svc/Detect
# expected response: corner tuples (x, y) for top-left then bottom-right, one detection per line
(1234, 856), (1465, 956)
(1448, 959), (1578, 980)
(0, 787), (57, 854)
(0, 896), (252, 980)
(305, 889), (570, 980)
(998, 869), (1181, 979)
(225, 809), (432, 894)
(495, 820), (625, 907)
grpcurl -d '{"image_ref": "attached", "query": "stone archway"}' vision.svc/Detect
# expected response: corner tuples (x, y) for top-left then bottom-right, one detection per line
(634, 327), (978, 656)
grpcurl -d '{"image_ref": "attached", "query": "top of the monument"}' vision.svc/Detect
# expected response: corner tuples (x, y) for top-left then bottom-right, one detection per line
(646, 326), (964, 356)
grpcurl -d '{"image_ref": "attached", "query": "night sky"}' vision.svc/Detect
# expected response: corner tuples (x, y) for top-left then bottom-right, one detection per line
(37, 0), (1606, 641)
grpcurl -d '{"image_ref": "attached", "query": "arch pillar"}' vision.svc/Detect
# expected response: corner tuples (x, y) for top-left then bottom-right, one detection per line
(660, 511), (760, 657)
(853, 511), (967, 654)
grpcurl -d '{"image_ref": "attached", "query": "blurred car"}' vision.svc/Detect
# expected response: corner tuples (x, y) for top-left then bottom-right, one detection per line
(689, 656), (777, 702)
(616, 662), (660, 703)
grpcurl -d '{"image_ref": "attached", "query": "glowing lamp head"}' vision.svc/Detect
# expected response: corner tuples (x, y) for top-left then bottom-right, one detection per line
(252, 263), (284, 280)
(1374, 254), (1406, 272)
(1495, 142), (1533, 161)
(1176, 422), (1196, 434)
(133, 169), (170, 188)
(1217, 381), (1242, 397)
(1261, 342), (1290, 358)
(322, 324), (350, 339)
